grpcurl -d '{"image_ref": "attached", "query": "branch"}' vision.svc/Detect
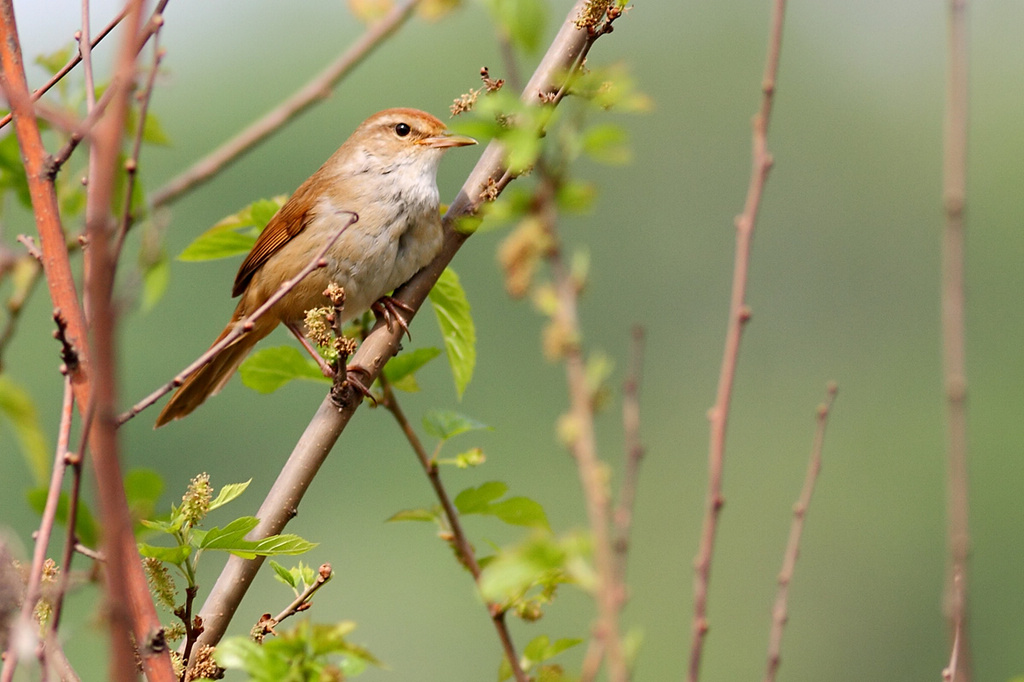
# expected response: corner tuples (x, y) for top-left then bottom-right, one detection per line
(189, 0), (615, 660)
(256, 563), (333, 637)
(150, 0), (423, 208)
(379, 380), (528, 682)
(689, 2), (789, 679)
(0, 377), (76, 682)
(0, 6), (127, 131)
(763, 383), (837, 682)
(941, 0), (971, 679)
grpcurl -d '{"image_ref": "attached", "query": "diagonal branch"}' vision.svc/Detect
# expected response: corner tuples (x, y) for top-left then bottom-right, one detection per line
(188, 0), (617, 663)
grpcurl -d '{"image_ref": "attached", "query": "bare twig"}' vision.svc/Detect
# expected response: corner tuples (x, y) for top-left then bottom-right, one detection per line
(0, 7), (127, 131)
(112, 32), (164, 262)
(688, 3), (788, 680)
(150, 0), (423, 208)
(614, 325), (646, 583)
(763, 383), (837, 682)
(256, 563), (333, 637)
(379, 379), (528, 682)
(0, 377), (76, 682)
(942, 0), (972, 679)
(118, 212), (358, 424)
(188, 0), (615, 663)
(79, 0), (177, 677)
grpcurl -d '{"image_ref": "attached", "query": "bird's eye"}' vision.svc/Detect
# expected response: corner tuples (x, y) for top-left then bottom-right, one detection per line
(394, 122), (411, 137)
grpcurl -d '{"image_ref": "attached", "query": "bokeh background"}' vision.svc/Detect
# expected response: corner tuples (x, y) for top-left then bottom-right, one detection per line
(3, 0), (1023, 680)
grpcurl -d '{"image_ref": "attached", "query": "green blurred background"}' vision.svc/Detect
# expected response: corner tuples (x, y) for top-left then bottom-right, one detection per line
(3, 0), (1023, 679)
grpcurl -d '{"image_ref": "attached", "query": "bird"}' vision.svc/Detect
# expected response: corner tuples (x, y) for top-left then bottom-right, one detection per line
(155, 108), (476, 426)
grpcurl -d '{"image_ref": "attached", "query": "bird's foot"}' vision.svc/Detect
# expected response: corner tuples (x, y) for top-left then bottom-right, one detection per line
(371, 296), (414, 339)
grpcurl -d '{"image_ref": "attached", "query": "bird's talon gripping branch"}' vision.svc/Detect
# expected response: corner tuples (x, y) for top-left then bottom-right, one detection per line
(372, 295), (414, 339)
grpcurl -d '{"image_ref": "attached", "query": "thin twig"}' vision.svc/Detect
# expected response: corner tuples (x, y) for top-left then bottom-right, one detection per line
(763, 383), (837, 682)
(118, 212), (358, 424)
(0, 376), (75, 682)
(257, 563), (334, 637)
(0, 7), (127, 131)
(150, 0), (423, 208)
(112, 30), (164, 263)
(688, 3), (788, 680)
(942, 0), (972, 679)
(0, 255), (41, 372)
(614, 325), (646, 583)
(189, 0), (617, 660)
(379, 379), (528, 682)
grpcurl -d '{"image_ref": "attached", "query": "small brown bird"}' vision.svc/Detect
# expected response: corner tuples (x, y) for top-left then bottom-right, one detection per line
(155, 108), (476, 426)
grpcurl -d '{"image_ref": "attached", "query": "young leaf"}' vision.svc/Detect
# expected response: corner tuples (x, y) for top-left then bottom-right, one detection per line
(454, 481), (508, 514)
(386, 508), (440, 523)
(382, 346), (442, 383)
(422, 409), (491, 442)
(239, 346), (328, 394)
(488, 496), (550, 529)
(138, 543), (191, 564)
(0, 377), (50, 486)
(428, 268), (475, 398)
(26, 489), (99, 549)
(209, 479), (252, 511)
(177, 196), (286, 261)
(270, 561), (299, 585)
(250, 534), (318, 557)
(196, 516), (261, 549)
(141, 252), (170, 312)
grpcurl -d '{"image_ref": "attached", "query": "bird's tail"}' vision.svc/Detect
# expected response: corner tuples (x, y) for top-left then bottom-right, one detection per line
(155, 307), (276, 427)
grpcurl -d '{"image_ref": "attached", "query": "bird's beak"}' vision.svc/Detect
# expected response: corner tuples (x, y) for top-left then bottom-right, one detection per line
(417, 132), (477, 149)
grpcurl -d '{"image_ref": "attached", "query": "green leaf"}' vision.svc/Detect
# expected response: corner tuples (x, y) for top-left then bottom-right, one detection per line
(239, 346), (328, 394)
(178, 229), (257, 262)
(422, 409), (490, 442)
(523, 635), (583, 663)
(125, 468), (164, 530)
(488, 496), (550, 529)
(487, 0), (547, 52)
(383, 346), (441, 383)
(0, 134), (32, 208)
(177, 197), (286, 261)
(34, 43), (74, 76)
(386, 508), (440, 523)
(428, 268), (476, 398)
(269, 559), (298, 588)
(208, 480), (252, 511)
(138, 542), (191, 564)
(141, 252), (170, 312)
(195, 516), (260, 549)
(582, 123), (632, 164)
(26, 489), (99, 549)
(454, 481), (508, 514)
(0, 377), (50, 486)
(250, 534), (318, 557)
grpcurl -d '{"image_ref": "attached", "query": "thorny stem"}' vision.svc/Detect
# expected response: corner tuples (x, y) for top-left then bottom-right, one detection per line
(688, 2), (788, 680)
(380, 379), (529, 682)
(763, 384), (838, 682)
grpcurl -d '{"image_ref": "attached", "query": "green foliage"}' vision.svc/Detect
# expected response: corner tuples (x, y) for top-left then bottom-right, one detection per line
(240, 346), (328, 394)
(428, 267), (476, 398)
(483, 0), (548, 53)
(454, 481), (549, 529)
(499, 634), (583, 682)
(0, 133), (32, 209)
(139, 475), (316, 589)
(479, 533), (592, 619)
(0, 376), (50, 486)
(178, 197), (287, 261)
(382, 346), (442, 392)
(214, 621), (380, 681)
(422, 409), (491, 441)
(26, 488), (99, 549)
(269, 560), (321, 593)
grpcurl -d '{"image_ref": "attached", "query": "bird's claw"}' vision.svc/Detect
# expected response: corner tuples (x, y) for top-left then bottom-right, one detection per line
(371, 296), (414, 339)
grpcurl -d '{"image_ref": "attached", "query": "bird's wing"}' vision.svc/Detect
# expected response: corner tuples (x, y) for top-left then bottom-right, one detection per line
(232, 178), (319, 297)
